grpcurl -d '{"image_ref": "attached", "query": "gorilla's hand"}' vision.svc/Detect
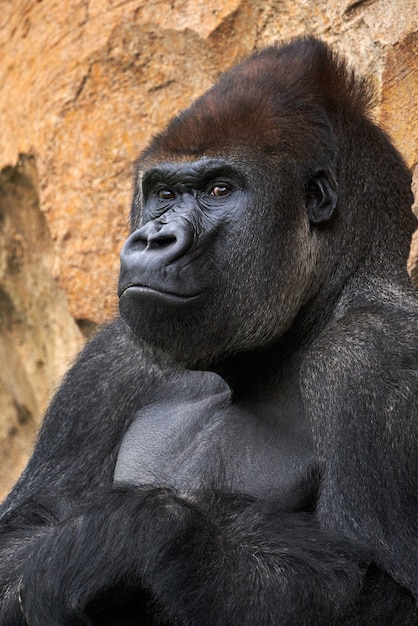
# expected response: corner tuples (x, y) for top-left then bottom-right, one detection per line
(19, 487), (194, 625)
(20, 486), (369, 626)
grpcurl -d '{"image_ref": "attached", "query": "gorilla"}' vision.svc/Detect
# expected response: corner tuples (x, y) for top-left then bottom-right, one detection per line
(0, 36), (417, 625)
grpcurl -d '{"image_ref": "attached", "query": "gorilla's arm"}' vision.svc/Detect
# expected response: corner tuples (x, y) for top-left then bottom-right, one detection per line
(302, 307), (418, 600)
(0, 319), (158, 622)
(3, 319), (160, 509)
(19, 486), (416, 626)
(18, 487), (365, 625)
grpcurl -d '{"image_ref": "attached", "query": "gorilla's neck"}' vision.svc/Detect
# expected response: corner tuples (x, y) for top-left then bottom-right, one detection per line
(213, 292), (336, 401)
(213, 340), (300, 403)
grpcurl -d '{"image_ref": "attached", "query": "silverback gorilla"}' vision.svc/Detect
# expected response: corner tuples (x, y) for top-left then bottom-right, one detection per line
(1, 36), (418, 625)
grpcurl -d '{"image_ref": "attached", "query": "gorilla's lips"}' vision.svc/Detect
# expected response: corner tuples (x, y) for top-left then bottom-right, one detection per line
(119, 284), (202, 305)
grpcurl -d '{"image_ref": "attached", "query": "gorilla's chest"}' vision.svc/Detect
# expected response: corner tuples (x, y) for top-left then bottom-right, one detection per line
(114, 388), (315, 509)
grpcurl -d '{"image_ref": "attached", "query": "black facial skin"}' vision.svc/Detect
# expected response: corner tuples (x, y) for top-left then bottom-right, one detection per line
(119, 159), (254, 363)
(119, 159), (246, 305)
(1, 36), (418, 626)
(119, 160), (244, 364)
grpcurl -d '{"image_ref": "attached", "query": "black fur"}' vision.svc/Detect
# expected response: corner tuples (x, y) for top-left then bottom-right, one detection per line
(1, 37), (417, 625)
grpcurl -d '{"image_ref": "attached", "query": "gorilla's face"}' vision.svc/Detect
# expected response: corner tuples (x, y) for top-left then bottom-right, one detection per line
(118, 155), (330, 367)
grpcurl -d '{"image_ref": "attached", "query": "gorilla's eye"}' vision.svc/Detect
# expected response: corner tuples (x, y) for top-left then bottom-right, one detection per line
(157, 188), (176, 200)
(209, 184), (232, 197)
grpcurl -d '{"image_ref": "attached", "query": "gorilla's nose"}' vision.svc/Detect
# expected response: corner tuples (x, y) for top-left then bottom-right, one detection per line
(120, 219), (194, 269)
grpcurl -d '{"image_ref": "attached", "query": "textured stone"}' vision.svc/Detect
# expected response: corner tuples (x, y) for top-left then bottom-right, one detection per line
(381, 33), (418, 170)
(379, 31), (418, 278)
(0, 156), (82, 496)
(0, 0), (417, 496)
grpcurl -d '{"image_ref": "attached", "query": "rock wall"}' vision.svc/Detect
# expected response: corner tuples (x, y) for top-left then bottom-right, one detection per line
(0, 156), (83, 496)
(0, 0), (417, 498)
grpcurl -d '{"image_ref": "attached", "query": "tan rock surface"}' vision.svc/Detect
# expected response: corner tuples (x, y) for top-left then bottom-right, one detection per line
(0, 156), (83, 496)
(0, 0), (417, 497)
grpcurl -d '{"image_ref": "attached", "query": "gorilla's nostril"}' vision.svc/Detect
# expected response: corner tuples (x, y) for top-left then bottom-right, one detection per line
(148, 235), (177, 249)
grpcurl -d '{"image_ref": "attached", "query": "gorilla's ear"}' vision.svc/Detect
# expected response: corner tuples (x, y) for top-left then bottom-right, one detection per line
(305, 171), (337, 225)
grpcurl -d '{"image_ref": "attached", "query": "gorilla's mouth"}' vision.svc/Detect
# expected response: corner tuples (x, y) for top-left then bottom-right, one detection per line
(119, 284), (202, 305)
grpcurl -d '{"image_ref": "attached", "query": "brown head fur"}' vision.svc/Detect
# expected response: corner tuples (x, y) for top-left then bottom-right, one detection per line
(140, 37), (372, 168)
